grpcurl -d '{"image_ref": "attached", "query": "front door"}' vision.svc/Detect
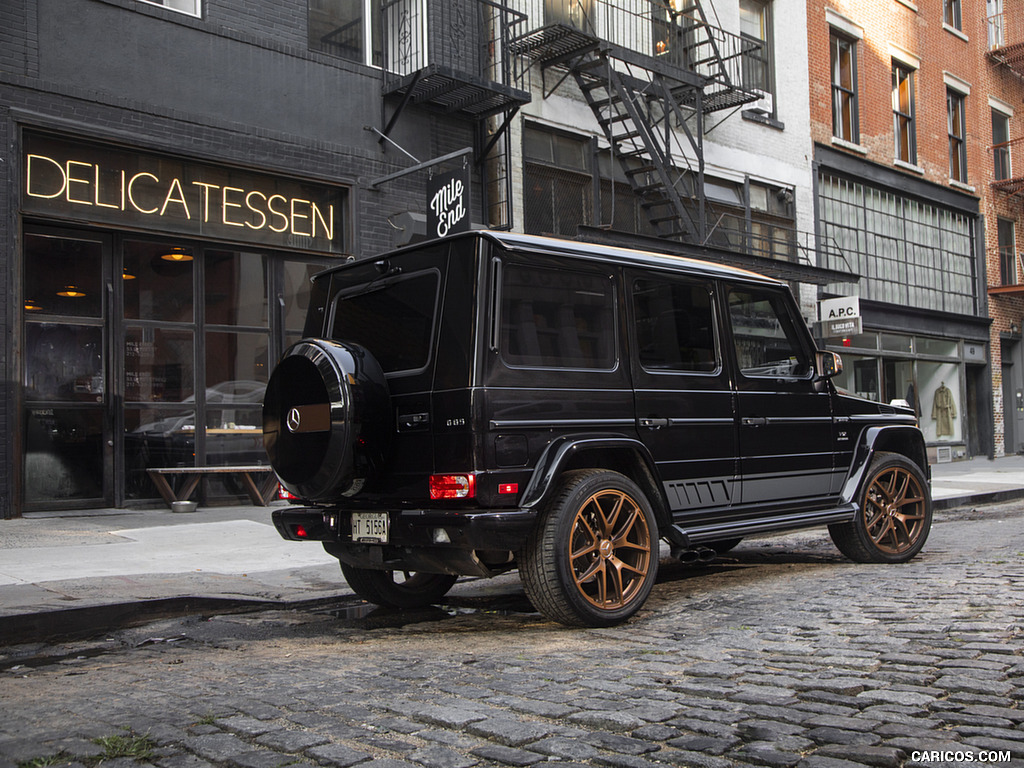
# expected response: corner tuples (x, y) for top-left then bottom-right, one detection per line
(22, 229), (114, 510)
(628, 272), (738, 525)
(725, 285), (836, 509)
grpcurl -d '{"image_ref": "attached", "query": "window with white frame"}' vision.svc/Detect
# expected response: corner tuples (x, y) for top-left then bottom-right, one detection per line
(892, 61), (916, 165)
(993, 108), (1011, 181)
(998, 218), (1017, 286)
(948, 88), (968, 183)
(944, 0), (962, 31)
(136, 0), (200, 16)
(309, 0), (382, 66)
(831, 31), (859, 144)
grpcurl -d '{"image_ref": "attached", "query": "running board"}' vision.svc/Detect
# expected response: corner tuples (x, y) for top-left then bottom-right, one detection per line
(669, 504), (858, 546)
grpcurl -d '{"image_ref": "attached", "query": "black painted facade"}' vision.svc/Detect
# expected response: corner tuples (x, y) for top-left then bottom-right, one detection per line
(1, 0), (483, 517)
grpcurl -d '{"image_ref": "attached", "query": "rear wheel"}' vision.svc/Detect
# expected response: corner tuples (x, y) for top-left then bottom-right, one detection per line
(829, 452), (931, 563)
(339, 562), (458, 609)
(520, 470), (658, 627)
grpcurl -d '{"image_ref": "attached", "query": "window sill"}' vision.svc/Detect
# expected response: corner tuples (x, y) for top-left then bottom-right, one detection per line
(950, 179), (976, 193)
(742, 111), (785, 131)
(943, 23), (968, 42)
(832, 137), (868, 155)
(894, 159), (924, 174)
(895, 0), (917, 11)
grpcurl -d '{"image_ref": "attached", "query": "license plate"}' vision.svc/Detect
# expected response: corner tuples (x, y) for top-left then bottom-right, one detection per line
(351, 512), (389, 543)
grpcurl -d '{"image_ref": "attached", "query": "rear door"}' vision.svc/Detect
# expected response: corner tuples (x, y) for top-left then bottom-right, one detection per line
(724, 284), (836, 509)
(628, 271), (738, 525)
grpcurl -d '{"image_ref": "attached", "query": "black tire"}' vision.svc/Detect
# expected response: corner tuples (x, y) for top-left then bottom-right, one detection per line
(707, 538), (743, 555)
(339, 562), (458, 609)
(520, 470), (659, 627)
(263, 339), (391, 501)
(829, 452), (932, 564)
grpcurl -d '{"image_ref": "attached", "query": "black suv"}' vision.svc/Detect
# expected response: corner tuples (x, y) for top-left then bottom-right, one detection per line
(263, 231), (931, 627)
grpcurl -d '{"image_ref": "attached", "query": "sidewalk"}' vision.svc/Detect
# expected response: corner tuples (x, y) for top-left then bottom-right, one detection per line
(2, 455), (1023, 643)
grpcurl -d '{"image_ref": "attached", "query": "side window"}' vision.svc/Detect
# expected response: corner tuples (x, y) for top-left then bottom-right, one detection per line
(633, 278), (718, 373)
(728, 286), (811, 379)
(500, 264), (616, 370)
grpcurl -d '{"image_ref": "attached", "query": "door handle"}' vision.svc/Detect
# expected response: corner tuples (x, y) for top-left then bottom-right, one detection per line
(742, 416), (767, 427)
(638, 417), (669, 429)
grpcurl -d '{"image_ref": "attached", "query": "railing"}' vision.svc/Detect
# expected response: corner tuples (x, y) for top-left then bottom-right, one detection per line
(382, 0), (529, 88)
(517, 0), (759, 93)
(989, 12), (1004, 50)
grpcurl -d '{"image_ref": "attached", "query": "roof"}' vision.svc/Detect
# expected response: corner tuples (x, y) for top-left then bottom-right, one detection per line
(326, 230), (784, 286)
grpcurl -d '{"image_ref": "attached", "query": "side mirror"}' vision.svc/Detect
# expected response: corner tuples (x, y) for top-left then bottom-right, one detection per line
(816, 350), (843, 379)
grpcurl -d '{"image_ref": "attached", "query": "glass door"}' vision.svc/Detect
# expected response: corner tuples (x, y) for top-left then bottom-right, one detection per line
(22, 229), (113, 509)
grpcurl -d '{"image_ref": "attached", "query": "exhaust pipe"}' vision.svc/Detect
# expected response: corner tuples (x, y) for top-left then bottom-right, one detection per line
(672, 547), (718, 564)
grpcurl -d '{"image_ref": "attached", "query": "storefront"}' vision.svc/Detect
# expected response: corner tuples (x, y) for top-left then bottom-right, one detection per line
(17, 130), (349, 512)
(828, 327), (989, 462)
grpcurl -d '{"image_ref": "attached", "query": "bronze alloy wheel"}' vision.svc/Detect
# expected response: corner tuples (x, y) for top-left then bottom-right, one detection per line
(861, 463), (928, 555)
(520, 469), (660, 626)
(830, 452), (932, 564)
(569, 488), (653, 611)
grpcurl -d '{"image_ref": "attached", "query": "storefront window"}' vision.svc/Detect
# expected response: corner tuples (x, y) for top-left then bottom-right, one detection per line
(25, 408), (104, 503)
(125, 328), (195, 403)
(917, 336), (959, 358)
(881, 333), (913, 353)
(919, 362), (961, 442)
(24, 234), (103, 318)
(205, 251), (269, 327)
(124, 241), (195, 322)
(833, 355), (879, 401)
(25, 324), (103, 402)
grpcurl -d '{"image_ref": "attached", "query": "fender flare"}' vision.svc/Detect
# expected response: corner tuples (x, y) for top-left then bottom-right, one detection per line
(517, 434), (676, 538)
(840, 425), (930, 505)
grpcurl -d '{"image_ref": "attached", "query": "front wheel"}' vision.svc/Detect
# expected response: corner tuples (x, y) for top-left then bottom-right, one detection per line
(520, 470), (659, 627)
(339, 562), (458, 609)
(829, 452), (932, 563)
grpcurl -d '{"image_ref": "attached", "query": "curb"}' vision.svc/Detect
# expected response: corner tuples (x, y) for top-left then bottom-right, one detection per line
(0, 593), (356, 647)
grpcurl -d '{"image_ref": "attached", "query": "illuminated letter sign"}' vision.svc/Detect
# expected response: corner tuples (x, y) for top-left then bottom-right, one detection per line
(22, 132), (347, 254)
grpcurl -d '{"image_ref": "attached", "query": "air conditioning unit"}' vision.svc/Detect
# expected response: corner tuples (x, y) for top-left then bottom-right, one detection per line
(935, 445), (953, 464)
(748, 90), (774, 115)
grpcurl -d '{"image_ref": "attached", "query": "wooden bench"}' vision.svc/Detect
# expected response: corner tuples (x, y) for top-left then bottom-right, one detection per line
(147, 465), (278, 508)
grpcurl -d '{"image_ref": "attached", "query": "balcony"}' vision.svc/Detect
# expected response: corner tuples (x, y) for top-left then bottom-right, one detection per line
(988, 12), (1024, 79)
(382, 0), (531, 119)
(511, 0), (761, 113)
(990, 136), (1024, 196)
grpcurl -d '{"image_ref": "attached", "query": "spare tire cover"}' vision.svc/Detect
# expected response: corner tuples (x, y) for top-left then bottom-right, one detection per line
(263, 339), (391, 501)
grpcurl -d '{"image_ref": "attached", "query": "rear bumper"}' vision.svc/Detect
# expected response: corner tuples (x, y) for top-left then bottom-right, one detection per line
(272, 505), (538, 578)
(272, 505), (537, 552)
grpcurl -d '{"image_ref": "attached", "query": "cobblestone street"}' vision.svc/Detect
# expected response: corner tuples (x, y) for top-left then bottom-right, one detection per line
(2, 506), (1023, 768)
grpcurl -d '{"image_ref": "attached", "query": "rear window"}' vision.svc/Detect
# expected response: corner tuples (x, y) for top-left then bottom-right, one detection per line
(500, 263), (616, 370)
(329, 270), (439, 375)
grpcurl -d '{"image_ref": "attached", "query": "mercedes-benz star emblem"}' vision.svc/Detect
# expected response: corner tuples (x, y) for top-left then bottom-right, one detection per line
(287, 407), (302, 433)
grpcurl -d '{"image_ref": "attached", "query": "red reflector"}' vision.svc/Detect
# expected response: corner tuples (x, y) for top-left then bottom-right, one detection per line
(294, 525), (309, 538)
(498, 483), (519, 495)
(430, 473), (476, 500)
(278, 484), (300, 501)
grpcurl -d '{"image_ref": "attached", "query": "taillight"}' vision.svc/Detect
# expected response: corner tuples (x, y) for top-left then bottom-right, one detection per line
(278, 484), (300, 501)
(430, 473), (476, 500)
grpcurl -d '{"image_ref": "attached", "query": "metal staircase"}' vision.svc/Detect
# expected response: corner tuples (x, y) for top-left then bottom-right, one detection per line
(512, 0), (762, 243)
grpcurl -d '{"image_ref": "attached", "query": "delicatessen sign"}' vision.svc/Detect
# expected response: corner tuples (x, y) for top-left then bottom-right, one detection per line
(22, 132), (346, 254)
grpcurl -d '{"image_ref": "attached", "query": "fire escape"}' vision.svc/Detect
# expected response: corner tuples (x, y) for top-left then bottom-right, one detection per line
(510, 0), (762, 245)
(377, 0), (532, 229)
(987, 8), (1024, 295)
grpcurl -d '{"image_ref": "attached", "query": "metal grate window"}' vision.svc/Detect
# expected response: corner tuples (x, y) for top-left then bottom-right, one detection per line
(818, 171), (977, 316)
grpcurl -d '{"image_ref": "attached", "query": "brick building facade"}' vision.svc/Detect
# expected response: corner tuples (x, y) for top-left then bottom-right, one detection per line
(807, 0), (999, 461)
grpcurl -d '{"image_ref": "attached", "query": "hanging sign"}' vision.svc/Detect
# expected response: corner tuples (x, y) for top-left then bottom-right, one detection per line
(427, 164), (471, 239)
(819, 296), (862, 338)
